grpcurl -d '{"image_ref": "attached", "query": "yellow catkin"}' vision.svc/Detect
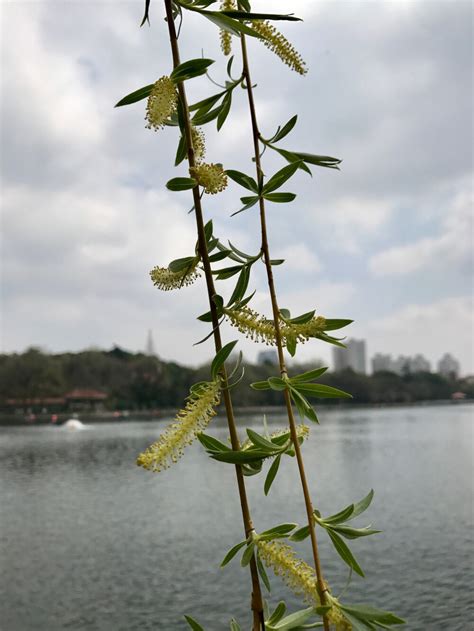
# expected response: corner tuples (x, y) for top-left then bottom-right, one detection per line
(191, 126), (206, 163)
(219, 0), (236, 55)
(136, 381), (221, 472)
(241, 424), (309, 451)
(256, 539), (321, 606)
(145, 76), (178, 131)
(189, 163), (228, 194)
(149, 265), (200, 291)
(326, 606), (352, 631)
(250, 20), (307, 76)
(224, 307), (326, 347)
(257, 539), (352, 630)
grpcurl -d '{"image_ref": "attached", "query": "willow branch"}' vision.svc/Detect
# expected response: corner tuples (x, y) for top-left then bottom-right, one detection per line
(238, 31), (330, 631)
(162, 1), (264, 628)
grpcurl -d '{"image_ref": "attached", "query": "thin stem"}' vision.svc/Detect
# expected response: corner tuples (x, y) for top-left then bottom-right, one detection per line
(239, 32), (330, 631)
(163, 2), (264, 628)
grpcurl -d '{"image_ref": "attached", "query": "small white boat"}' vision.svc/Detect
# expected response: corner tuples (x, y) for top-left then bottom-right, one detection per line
(63, 419), (85, 431)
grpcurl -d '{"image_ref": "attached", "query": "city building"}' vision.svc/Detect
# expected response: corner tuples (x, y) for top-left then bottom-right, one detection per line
(372, 352), (431, 375)
(333, 338), (367, 374)
(145, 329), (157, 357)
(437, 353), (460, 379)
(257, 350), (278, 366)
(372, 353), (392, 373)
(409, 354), (431, 373)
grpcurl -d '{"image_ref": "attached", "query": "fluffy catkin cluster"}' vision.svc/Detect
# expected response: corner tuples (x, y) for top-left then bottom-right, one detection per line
(241, 424), (309, 451)
(145, 76), (178, 130)
(136, 381), (221, 472)
(250, 21), (307, 75)
(219, 0), (236, 55)
(191, 126), (206, 162)
(150, 265), (200, 291)
(326, 606), (352, 631)
(224, 307), (326, 347)
(189, 163), (228, 194)
(256, 539), (321, 606)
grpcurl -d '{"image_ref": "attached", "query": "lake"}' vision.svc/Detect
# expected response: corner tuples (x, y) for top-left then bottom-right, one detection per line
(0, 404), (472, 630)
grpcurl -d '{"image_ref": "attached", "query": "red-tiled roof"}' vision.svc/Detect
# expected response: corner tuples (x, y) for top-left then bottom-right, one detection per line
(64, 389), (108, 400)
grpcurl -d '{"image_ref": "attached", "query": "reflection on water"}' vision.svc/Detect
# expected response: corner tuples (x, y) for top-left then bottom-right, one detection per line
(0, 405), (472, 630)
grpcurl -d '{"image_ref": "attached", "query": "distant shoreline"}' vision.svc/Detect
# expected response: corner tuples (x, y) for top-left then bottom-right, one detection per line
(1, 399), (472, 427)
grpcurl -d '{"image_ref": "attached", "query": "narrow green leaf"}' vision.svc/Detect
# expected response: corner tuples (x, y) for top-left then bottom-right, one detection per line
(322, 504), (355, 525)
(262, 162), (301, 194)
(331, 525), (381, 540)
(227, 266), (250, 307)
(115, 83), (153, 107)
(323, 318), (353, 331)
(268, 607), (315, 630)
(221, 11), (302, 22)
(215, 265), (242, 280)
(168, 256), (196, 273)
(170, 58), (215, 83)
(256, 552), (271, 592)
(197, 310), (213, 323)
(268, 376), (287, 391)
(221, 540), (246, 567)
(250, 380), (271, 391)
(197, 433), (231, 453)
(247, 428), (280, 451)
(189, 90), (225, 112)
(209, 250), (230, 263)
(289, 310), (316, 325)
(211, 340), (238, 379)
(349, 490), (375, 521)
(263, 192), (297, 203)
(267, 601), (287, 626)
(184, 615), (205, 631)
(229, 620), (241, 631)
(294, 151), (342, 168)
(201, 11), (263, 38)
(217, 90), (232, 130)
(260, 523), (297, 538)
(264, 454), (281, 495)
(241, 541), (255, 567)
(293, 383), (352, 399)
(231, 197), (259, 216)
(192, 103), (223, 126)
(290, 367), (328, 383)
(166, 177), (197, 191)
(326, 528), (365, 577)
(286, 335), (297, 357)
(226, 170), (259, 192)
(271, 115), (298, 143)
(289, 525), (311, 542)
(212, 449), (269, 464)
(339, 604), (405, 625)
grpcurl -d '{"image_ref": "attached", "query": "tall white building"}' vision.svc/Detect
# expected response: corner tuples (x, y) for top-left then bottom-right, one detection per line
(333, 339), (367, 374)
(437, 353), (460, 379)
(372, 353), (392, 373)
(409, 354), (431, 373)
(145, 329), (157, 357)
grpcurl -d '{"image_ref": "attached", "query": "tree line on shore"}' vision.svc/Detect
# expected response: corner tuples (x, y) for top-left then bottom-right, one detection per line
(0, 347), (472, 412)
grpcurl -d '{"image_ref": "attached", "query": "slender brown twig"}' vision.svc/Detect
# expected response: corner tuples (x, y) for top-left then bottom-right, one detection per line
(162, 1), (265, 628)
(238, 29), (330, 631)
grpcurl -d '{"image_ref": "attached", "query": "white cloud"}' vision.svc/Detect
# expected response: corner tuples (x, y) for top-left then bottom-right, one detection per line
(275, 243), (322, 273)
(320, 196), (394, 253)
(369, 188), (472, 276)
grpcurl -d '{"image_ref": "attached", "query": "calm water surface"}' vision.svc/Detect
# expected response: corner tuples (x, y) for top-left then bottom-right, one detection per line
(0, 405), (472, 630)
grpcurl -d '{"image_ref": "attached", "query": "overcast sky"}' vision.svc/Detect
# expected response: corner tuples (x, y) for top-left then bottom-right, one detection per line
(1, 0), (473, 373)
